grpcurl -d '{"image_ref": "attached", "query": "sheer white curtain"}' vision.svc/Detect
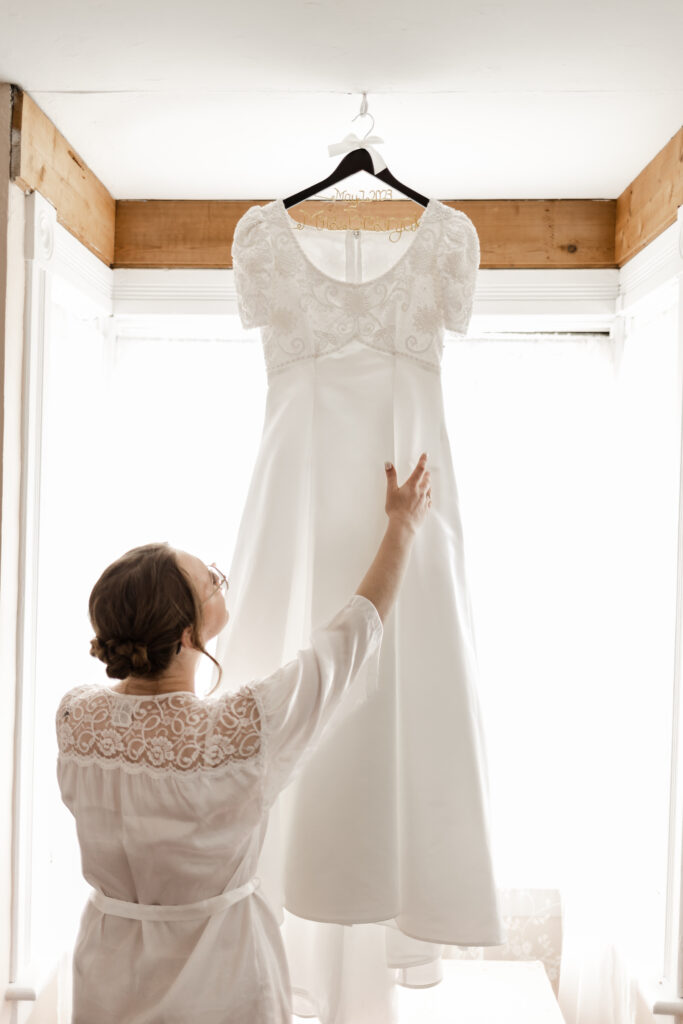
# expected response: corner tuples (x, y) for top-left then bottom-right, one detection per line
(33, 313), (269, 1015)
(549, 295), (680, 1024)
(38, 302), (680, 1024)
(440, 311), (679, 1024)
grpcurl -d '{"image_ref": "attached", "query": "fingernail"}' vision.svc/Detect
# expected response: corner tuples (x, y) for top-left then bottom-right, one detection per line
(385, 461), (393, 471)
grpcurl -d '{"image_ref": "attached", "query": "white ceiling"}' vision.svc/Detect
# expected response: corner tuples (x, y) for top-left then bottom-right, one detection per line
(1, 0), (682, 201)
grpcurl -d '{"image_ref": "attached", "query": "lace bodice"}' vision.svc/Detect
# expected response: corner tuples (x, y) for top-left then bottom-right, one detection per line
(56, 597), (381, 794)
(56, 683), (264, 778)
(231, 198), (480, 376)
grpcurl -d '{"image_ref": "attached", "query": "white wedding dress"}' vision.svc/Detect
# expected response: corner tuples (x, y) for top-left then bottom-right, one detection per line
(215, 197), (505, 1022)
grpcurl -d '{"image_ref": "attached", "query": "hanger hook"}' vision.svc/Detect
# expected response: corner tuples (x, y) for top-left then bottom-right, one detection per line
(352, 92), (375, 141)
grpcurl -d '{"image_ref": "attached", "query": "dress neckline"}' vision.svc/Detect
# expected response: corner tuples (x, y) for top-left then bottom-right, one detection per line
(102, 683), (198, 700)
(275, 197), (437, 288)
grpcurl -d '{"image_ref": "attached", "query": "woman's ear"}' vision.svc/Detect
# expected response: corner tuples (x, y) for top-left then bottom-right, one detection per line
(178, 625), (194, 653)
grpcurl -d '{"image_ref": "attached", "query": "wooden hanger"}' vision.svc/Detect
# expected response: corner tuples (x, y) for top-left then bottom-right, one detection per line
(282, 94), (429, 211)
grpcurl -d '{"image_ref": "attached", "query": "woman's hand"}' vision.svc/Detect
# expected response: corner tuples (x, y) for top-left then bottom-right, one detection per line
(355, 453), (432, 621)
(384, 453), (432, 535)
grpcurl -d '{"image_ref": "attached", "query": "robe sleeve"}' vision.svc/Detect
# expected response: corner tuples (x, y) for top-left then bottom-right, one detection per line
(248, 594), (383, 808)
(436, 211), (480, 335)
(231, 204), (273, 329)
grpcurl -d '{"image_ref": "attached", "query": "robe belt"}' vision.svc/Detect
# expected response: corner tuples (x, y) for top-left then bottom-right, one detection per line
(88, 875), (261, 922)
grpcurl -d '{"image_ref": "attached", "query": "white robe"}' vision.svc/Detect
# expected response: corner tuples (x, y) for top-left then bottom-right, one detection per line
(56, 594), (382, 1023)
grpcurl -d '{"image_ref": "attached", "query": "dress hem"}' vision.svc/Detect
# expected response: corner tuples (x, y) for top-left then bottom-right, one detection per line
(397, 978), (444, 990)
(284, 905), (506, 947)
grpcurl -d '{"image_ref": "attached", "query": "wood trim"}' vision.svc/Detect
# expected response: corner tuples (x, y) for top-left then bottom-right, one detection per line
(10, 87), (115, 266)
(114, 198), (617, 270)
(443, 200), (616, 269)
(114, 200), (254, 269)
(6, 84), (680, 272)
(615, 126), (683, 267)
(0, 84), (11, 572)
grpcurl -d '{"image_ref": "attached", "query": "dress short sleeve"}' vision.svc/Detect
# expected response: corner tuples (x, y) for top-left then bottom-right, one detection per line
(231, 204), (273, 329)
(436, 211), (480, 335)
(248, 594), (383, 808)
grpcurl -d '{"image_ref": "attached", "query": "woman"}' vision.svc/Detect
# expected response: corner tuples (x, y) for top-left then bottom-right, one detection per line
(56, 454), (431, 1023)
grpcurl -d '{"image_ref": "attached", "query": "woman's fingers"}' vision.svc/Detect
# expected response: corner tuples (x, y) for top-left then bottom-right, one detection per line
(407, 452), (429, 485)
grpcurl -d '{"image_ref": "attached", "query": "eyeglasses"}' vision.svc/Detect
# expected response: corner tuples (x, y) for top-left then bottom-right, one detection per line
(204, 563), (229, 602)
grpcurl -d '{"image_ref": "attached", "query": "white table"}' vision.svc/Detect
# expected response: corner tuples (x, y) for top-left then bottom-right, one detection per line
(397, 959), (566, 1023)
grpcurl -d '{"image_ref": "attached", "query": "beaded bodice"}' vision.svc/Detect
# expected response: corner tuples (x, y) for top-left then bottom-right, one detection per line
(231, 198), (480, 376)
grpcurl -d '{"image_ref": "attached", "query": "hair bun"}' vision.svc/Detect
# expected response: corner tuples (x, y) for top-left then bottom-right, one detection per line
(89, 635), (152, 679)
(87, 543), (222, 693)
(118, 640), (152, 672)
(89, 635), (107, 659)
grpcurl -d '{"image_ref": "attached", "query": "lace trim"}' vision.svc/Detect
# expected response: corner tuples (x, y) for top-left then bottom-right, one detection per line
(56, 683), (264, 778)
(231, 204), (273, 330)
(246, 683), (268, 809)
(435, 212), (480, 334)
(230, 200), (479, 375)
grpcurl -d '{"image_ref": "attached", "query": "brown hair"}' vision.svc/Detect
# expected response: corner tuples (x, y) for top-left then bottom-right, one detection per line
(88, 542), (222, 696)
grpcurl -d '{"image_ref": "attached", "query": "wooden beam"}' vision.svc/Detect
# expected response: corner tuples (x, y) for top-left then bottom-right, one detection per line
(10, 87), (115, 266)
(115, 200), (251, 269)
(114, 198), (617, 270)
(444, 200), (616, 269)
(8, 81), (678, 272)
(615, 126), (683, 267)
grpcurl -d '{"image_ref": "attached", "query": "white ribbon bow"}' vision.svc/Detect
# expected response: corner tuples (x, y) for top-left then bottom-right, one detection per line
(327, 133), (387, 173)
